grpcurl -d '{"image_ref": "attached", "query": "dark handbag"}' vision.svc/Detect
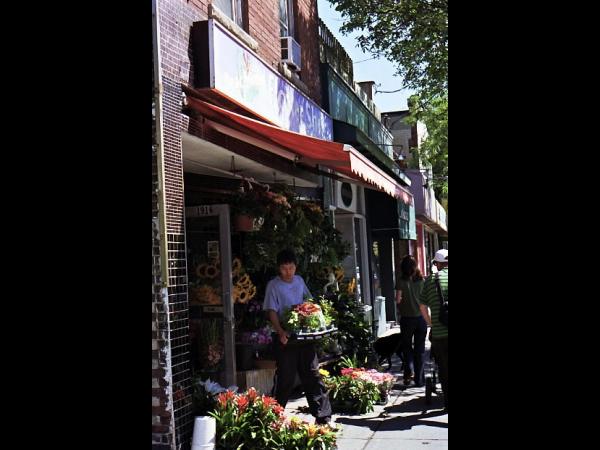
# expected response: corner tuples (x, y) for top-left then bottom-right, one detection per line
(434, 273), (448, 327)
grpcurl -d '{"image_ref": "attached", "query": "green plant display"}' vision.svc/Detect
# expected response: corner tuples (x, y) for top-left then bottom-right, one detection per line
(325, 292), (374, 364)
(210, 388), (338, 449)
(239, 186), (349, 292)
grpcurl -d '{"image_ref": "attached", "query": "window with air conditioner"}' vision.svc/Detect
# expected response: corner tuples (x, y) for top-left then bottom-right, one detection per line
(213, 0), (243, 28)
(280, 0), (302, 71)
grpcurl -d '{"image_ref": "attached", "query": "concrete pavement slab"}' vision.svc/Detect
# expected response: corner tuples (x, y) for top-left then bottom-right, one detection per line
(335, 438), (369, 450)
(364, 438), (448, 449)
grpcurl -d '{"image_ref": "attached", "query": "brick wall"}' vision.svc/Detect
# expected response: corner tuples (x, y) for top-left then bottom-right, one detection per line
(154, 1), (325, 448)
(155, 1), (208, 449)
(247, 0), (280, 67)
(295, 0), (322, 104)
(247, 0), (322, 105)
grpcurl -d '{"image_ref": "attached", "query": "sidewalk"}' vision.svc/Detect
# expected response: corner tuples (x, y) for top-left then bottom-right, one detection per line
(284, 350), (448, 449)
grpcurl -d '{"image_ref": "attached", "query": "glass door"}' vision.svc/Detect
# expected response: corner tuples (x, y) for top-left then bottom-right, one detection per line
(185, 204), (236, 387)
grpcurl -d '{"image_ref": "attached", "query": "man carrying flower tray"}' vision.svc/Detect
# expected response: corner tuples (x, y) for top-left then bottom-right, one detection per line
(263, 249), (333, 425)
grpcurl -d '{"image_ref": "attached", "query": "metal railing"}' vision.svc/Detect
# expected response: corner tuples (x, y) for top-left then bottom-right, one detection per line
(318, 18), (354, 87)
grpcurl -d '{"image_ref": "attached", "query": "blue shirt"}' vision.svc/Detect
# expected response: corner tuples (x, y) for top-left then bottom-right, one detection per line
(262, 275), (312, 319)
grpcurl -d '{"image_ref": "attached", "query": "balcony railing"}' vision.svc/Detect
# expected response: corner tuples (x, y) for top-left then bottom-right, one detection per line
(435, 199), (448, 231)
(325, 66), (395, 161)
(318, 18), (354, 88)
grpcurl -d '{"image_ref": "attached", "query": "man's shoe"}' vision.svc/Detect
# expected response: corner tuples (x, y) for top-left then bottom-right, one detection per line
(315, 416), (331, 425)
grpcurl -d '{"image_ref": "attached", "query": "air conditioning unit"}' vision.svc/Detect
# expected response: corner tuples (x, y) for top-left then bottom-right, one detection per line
(335, 181), (357, 213)
(281, 36), (302, 71)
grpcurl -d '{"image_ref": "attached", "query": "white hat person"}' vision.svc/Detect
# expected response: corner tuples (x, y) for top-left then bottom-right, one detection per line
(432, 249), (448, 263)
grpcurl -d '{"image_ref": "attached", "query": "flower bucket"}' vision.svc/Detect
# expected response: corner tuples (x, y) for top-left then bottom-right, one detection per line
(254, 359), (276, 370)
(235, 343), (256, 371)
(191, 416), (216, 450)
(233, 214), (254, 232)
(233, 215), (263, 232)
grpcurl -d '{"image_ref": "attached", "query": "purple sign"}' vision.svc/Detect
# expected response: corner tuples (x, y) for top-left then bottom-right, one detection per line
(208, 20), (333, 140)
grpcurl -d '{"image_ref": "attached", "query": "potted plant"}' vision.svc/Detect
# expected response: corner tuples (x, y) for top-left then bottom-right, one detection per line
(210, 388), (338, 449)
(282, 300), (337, 341)
(322, 368), (381, 414)
(230, 184), (294, 232)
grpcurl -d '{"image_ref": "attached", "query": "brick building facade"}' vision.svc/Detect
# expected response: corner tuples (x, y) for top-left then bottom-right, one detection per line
(152, 1), (325, 448)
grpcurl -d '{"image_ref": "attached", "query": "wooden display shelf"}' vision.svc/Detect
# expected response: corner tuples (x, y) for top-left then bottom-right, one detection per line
(236, 368), (276, 395)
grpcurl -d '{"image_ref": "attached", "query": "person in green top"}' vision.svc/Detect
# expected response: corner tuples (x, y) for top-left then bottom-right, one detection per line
(395, 255), (426, 387)
(420, 249), (448, 410)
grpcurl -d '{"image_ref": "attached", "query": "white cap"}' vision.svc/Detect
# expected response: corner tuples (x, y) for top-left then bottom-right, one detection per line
(432, 249), (448, 263)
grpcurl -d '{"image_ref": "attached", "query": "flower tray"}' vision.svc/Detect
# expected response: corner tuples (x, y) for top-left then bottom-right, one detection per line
(289, 326), (338, 342)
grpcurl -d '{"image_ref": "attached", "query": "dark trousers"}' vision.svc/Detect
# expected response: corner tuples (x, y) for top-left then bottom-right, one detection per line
(273, 339), (332, 420)
(399, 316), (427, 385)
(432, 336), (448, 408)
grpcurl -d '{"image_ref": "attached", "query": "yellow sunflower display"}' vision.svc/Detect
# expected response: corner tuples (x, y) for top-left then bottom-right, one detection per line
(196, 264), (208, 278)
(204, 264), (220, 279)
(232, 257), (242, 278)
(231, 259), (257, 304)
(347, 277), (357, 295)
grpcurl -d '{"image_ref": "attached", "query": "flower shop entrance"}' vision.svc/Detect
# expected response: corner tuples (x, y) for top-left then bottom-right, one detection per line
(185, 204), (236, 388)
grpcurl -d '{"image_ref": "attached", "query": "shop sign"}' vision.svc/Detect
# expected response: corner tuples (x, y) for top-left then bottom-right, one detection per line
(187, 205), (215, 217)
(198, 20), (333, 140)
(207, 240), (220, 259)
(398, 200), (417, 240)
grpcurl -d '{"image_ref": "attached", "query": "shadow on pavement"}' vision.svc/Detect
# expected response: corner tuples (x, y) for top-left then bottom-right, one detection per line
(335, 397), (447, 433)
(386, 395), (445, 414)
(377, 412), (448, 432)
(334, 416), (382, 432)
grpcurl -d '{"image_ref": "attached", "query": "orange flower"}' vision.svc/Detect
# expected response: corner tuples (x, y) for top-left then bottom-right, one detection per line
(273, 405), (284, 416)
(307, 424), (319, 438)
(288, 416), (302, 430)
(217, 390), (235, 408)
(247, 387), (258, 402)
(262, 395), (278, 408)
(236, 394), (249, 412)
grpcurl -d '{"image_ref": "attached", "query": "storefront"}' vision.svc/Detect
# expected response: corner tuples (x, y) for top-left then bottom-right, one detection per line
(180, 17), (413, 395)
(153, 6), (422, 446)
(365, 189), (416, 323)
(407, 170), (448, 276)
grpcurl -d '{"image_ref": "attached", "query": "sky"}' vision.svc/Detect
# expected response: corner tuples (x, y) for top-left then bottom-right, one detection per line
(316, 0), (414, 113)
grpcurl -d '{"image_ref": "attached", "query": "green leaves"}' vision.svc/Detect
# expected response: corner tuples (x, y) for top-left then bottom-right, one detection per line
(407, 94), (448, 198)
(327, 0), (448, 198)
(329, 0), (447, 100)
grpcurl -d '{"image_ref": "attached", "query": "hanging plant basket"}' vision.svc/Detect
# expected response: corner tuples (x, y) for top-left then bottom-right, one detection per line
(233, 214), (263, 232)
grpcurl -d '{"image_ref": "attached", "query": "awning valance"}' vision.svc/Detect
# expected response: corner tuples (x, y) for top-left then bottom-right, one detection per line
(186, 98), (413, 204)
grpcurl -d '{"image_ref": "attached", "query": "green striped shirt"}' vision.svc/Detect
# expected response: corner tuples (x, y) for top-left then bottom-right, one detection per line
(420, 268), (448, 339)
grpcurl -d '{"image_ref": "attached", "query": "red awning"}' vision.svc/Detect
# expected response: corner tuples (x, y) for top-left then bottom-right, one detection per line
(186, 97), (412, 203)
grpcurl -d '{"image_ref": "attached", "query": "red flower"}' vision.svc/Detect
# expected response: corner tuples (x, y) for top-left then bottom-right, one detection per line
(247, 387), (258, 403)
(217, 390), (236, 408)
(294, 302), (321, 317)
(273, 405), (284, 416)
(236, 395), (249, 412)
(262, 395), (278, 408)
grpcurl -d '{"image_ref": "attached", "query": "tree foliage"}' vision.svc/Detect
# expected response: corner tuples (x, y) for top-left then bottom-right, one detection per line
(327, 0), (448, 197)
(408, 94), (447, 199)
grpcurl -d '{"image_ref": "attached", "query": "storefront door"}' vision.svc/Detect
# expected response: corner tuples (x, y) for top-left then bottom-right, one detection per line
(185, 204), (236, 387)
